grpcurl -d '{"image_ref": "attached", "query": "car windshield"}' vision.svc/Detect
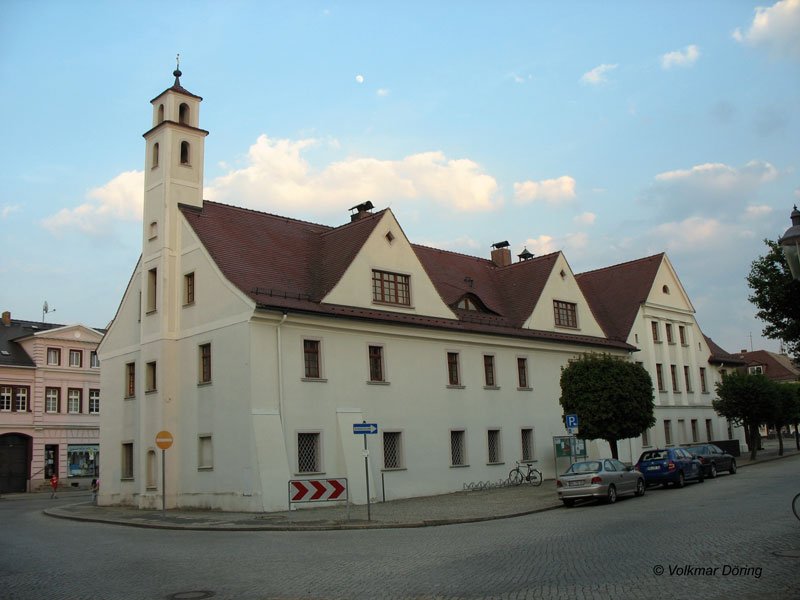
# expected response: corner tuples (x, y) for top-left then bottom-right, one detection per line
(638, 450), (667, 461)
(566, 461), (602, 474)
(685, 446), (707, 454)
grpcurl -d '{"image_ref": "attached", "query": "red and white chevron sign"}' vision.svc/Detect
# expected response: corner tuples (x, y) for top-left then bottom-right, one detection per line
(289, 478), (347, 503)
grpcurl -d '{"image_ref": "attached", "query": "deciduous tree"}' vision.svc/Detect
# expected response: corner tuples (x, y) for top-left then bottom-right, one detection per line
(713, 372), (778, 460)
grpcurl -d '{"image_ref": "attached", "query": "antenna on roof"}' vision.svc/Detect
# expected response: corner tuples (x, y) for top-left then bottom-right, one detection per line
(42, 301), (56, 322)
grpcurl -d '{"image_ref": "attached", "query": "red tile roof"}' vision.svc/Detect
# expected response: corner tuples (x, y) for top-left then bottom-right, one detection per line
(180, 201), (632, 351)
(731, 349), (798, 380)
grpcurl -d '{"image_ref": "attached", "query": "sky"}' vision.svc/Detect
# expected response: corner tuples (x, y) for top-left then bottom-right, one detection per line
(1, 1), (798, 355)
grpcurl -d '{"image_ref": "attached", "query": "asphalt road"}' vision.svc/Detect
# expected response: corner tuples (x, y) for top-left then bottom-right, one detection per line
(2, 458), (799, 600)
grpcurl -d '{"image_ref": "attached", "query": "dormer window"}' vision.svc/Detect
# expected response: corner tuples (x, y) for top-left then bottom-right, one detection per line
(179, 103), (190, 125)
(453, 293), (490, 313)
(180, 141), (190, 165)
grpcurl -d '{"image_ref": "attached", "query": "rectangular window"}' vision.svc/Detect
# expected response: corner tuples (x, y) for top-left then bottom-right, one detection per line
(450, 430), (466, 466)
(483, 355), (495, 387)
(691, 419), (699, 443)
(487, 429), (502, 464)
(446, 352), (460, 386)
(89, 389), (100, 414)
(90, 351), (100, 368)
(679, 325), (687, 345)
(368, 345), (384, 382)
(69, 349), (82, 368)
(15, 387), (29, 412)
(642, 428), (650, 447)
(184, 272), (195, 305)
(147, 267), (157, 312)
(517, 357), (529, 389)
(553, 300), (577, 328)
(655, 364), (665, 392)
(700, 367), (708, 393)
(297, 432), (321, 473)
(670, 364), (679, 392)
(67, 388), (81, 414)
(664, 420), (672, 446)
(198, 435), (213, 469)
(521, 428), (534, 461)
(665, 323), (674, 344)
(303, 340), (321, 379)
(47, 347), (61, 366)
(122, 443), (134, 479)
(684, 366), (692, 392)
(372, 270), (410, 306)
(0, 386), (11, 411)
(146, 361), (157, 392)
(705, 419), (713, 442)
(125, 362), (136, 397)
(383, 431), (403, 469)
(651, 321), (660, 342)
(46, 387), (60, 413)
(199, 344), (212, 384)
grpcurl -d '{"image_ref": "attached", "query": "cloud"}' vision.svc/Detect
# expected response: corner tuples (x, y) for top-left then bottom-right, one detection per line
(522, 231), (589, 258)
(523, 234), (558, 256)
(355, 74), (365, 83)
(573, 212), (596, 225)
(377, 88), (390, 97)
(580, 63), (618, 85)
(745, 204), (773, 217)
(1, 205), (20, 219)
(42, 170), (144, 236)
(418, 236), (481, 252)
(513, 176), (576, 205)
(733, 0), (800, 60)
(661, 44), (700, 69)
(205, 134), (501, 214)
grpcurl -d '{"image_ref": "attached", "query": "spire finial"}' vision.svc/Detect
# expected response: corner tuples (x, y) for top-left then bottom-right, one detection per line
(173, 53), (182, 85)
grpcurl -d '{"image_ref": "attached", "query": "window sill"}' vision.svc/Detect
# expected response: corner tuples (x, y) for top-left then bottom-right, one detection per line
(449, 464), (469, 468)
(372, 300), (414, 309)
(658, 390), (668, 394)
(681, 344), (690, 348)
(367, 380), (390, 386)
(145, 390), (157, 395)
(198, 466), (213, 471)
(295, 471), (325, 477)
(654, 340), (662, 344)
(302, 377), (328, 383)
(146, 486), (157, 491)
(124, 395), (136, 401)
(183, 302), (195, 308)
(146, 310), (157, 316)
(554, 324), (579, 331)
(517, 387), (533, 392)
(446, 384), (465, 389)
(487, 461), (505, 466)
(483, 386), (501, 391)
(197, 381), (213, 387)
(381, 467), (407, 472)
(120, 477), (135, 482)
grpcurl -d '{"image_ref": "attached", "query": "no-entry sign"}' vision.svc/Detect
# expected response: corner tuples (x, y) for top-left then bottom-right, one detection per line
(155, 430), (174, 450)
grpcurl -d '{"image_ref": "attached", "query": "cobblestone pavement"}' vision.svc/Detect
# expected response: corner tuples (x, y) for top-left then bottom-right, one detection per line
(1, 444), (798, 599)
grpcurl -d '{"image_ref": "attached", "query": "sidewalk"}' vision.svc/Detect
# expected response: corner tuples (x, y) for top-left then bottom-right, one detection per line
(36, 440), (800, 531)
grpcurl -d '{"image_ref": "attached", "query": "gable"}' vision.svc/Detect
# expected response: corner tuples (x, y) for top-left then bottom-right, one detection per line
(646, 255), (695, 313)
(34, 324), (104, 344)
(322, 211), (455, 319)
(523, 252), (606, 337)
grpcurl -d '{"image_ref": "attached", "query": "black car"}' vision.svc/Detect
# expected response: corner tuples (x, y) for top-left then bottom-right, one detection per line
(685, 444), (737, 478)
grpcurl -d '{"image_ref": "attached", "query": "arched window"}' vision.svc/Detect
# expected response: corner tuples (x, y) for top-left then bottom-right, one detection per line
(662, 285), (670, 294)
(157, 104), (164, 123)
(180, 141), (190, 165)
(179, 103), (190, 125)
(152, 143), (159, 168)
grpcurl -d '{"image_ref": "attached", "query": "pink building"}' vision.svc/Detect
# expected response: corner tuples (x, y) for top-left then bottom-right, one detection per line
(0, 311), (103, 493)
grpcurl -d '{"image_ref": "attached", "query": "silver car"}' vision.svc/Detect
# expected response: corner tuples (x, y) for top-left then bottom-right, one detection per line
(557, 458), (646, 507)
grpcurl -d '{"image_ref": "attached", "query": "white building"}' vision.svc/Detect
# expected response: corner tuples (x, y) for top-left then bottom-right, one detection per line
(98, 71), (744, 511)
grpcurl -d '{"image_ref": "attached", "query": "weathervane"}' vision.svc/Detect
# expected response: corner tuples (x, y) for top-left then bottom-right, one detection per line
(173, 53), (182, 83)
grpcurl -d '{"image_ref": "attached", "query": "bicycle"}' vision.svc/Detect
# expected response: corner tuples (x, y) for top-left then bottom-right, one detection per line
(509, 461), (542, 486)
(793, 492), (800, 522)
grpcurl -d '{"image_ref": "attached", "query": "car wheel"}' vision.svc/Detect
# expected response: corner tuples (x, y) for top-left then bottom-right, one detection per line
(635, 478), (646, 497)
(676, 472), (685, 488)
(563, 499), (575, 508)
(606, 485), (617, 504)
(709, 464), (717, 478)
(729, 460), (737, 475)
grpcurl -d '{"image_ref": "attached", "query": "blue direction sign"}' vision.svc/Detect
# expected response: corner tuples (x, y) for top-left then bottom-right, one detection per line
(565, 414), (579, 429)
(353, 422), (378, 435)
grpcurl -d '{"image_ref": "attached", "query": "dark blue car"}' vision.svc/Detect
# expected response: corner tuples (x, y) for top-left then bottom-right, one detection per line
(635, 447), (704, 488)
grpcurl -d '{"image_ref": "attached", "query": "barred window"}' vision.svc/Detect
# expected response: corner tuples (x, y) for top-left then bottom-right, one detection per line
(483, 355), (495, 387)
(125, 362), (136, 397)
(304, 340), (321, 379)
(383, 431), (403, 469)
(368, 345), (384, 382)
(372, 270), (410, 306)
(487, 429), (502, 464)
(553, 300), (577, 328)
(122, 442), (134, 479)
(521, 428), (534, 461)
(46, 387), (60, 413)
(184, 272), (195, 305)
(298, 432), (321, 473)
(447, 352), (460, 386)
(517, 357), (529, 388)
(199, 344), (212, 384)
(450, 430), (466, 466)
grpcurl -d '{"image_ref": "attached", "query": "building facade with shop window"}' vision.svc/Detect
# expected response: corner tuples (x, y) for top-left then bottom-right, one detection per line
(0, 311), (102, 493)
(98, 71), (744, 512)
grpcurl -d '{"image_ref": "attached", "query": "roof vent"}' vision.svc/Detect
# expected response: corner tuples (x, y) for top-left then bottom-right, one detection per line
(349, 201), (375, 222)
(490, 241), (511, 267)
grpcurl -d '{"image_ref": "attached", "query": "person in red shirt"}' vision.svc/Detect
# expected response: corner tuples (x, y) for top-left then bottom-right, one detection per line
(49, 473), (59, 499)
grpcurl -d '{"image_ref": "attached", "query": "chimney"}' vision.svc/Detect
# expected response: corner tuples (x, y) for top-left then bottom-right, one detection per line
(491, 241), (511, 267)
(2, 311), (10, 327)
(349, 201), (375, 222)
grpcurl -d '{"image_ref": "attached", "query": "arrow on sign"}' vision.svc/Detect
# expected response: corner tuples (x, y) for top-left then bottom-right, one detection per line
(290, 478), (347, 502)
(353, 423), (378, 435)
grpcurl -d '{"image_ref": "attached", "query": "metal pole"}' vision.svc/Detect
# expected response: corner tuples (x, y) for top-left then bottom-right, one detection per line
(161, 448), (166, 514)
(363, 430), (371, 521)
(381, 471), (385, 503)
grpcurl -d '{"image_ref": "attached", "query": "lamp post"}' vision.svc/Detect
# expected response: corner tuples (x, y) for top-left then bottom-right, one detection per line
(779, 206), (800, 282)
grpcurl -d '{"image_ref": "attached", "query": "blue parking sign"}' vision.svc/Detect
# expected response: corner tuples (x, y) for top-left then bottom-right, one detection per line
(565, 414), (579, 428)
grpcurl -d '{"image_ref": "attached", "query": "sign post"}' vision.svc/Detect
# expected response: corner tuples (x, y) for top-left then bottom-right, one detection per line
(565, 415), (580, 466)
(155, 430), (174, 514)
(353, 421), (378, 521)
